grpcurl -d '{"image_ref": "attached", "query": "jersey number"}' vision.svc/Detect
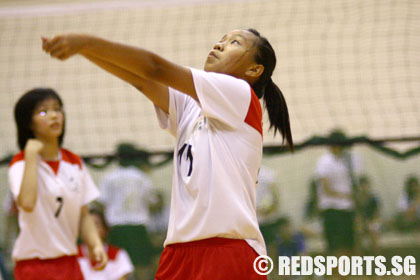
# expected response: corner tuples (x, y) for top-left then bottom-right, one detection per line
(55, 196), (63, 218)
(178, 143), (193, 176)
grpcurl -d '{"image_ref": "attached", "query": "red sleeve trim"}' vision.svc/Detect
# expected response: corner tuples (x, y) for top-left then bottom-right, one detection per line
(61, 148), (82, 169)
(107, 245), (120, 261)
(244, 89), (263, 136)
(9, 151), (25, 167)
(77, 245), (85, 257)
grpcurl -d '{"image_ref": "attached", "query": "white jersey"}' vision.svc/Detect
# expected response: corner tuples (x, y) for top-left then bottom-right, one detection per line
(8, 148), (99, 261)
(315, 151), (362, 210)
(98, 167), (157, 226)
(78, 244), (134, 280)
(155, 68), (266, 256)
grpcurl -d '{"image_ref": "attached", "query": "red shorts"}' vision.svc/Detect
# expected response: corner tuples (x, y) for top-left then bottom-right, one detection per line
(14, 255), (84, 280)
(155, 237), (268, 280)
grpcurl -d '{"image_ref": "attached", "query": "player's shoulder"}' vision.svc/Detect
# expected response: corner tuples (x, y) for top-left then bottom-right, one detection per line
(9, 151), (25, 168)
(61, 148), (82, 169)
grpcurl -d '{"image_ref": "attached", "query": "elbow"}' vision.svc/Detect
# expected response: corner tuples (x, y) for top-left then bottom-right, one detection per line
(17, 198), (36, 212)
(20, 204), (35, 212)
(143, 55), (165, 82)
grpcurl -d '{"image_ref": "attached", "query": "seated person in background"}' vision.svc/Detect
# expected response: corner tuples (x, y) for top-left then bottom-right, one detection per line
(0, 248), (10, 280)
(256, 165), (281, 252)
(146, 190), (170, 277)
(301, 178), (323, 239)
(358, 175), (380, 254)
(275, 217), (306, 258)
(78, 208), (134, 280)
(396, 175), (420, 231)
(99, 143), (158, 279)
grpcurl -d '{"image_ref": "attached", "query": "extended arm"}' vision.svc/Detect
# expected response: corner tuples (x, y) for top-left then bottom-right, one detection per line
(42, 34), (198, 106)
(82, 53), (169, 113)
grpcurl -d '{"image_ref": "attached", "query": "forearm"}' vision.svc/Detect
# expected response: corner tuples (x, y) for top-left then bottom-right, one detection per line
(80, 35), (169, 84)
(79, 206), (102, 248)
(43, 33), (196, 100)
(17, 154), (39, 211)
(82, 53), (169, 112)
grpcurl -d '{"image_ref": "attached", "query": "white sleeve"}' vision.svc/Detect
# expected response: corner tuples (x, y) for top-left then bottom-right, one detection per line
(8, 162), (25, 200)
(191, 68), (252, 127)
(110, 249), (134, 279)
(398, 194), (409, 211)
(98, 174), (112, 205)
(315, 156), (329, 178)
(80, 162), (100, 206)
(351, 154), (363, 174)
(154, 88), (195, 136)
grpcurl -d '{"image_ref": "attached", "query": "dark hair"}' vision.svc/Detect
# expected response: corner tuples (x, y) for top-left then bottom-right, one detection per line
(117, 142), (150, 168)
(14, 88), (65, 150)
(359, 174), (370, 186)
(328, 128), (347, 146)
(247, 28), (294, 151)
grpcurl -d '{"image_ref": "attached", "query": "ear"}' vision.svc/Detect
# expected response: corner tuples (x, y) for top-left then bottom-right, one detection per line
(245, 64), (264, 78)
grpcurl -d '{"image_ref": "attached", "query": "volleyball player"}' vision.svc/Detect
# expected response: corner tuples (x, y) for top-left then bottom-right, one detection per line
(42, 28), (293, 279)
(9, 88), (107, 280)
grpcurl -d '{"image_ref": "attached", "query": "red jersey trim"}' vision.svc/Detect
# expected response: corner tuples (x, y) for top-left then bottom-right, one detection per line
(9, 149), (82, 170)
(61, 148), (82, 169)
(107, 245), (119, 261)
(9, 151), (24, 167)
(45, 161), (60, 175)
(244, 89), (263, 136)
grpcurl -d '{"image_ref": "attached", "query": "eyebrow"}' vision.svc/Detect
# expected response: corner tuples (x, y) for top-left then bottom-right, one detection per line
(220, 33), (248, 42)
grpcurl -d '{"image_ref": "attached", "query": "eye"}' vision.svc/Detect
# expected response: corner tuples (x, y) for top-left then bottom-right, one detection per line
(39, 110), (47, 117)
(232, 40), (240, 45)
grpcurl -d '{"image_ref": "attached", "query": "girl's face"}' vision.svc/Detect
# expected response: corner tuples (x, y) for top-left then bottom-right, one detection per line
(31, 98), (64, 142)
(204, 29), (259, 79)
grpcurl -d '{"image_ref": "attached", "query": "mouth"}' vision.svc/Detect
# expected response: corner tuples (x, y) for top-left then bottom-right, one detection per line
(50, 123), (61, 129)
(208, 51), (218, 59)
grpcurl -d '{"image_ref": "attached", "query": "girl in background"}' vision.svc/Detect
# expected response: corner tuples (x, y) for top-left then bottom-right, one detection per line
(9, 88), (107, 280)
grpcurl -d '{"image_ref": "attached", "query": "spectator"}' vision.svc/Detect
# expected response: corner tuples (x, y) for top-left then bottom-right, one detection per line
(274, 217), (306, 280)
(315, 129), (362, 256)
(301, 178), (323, 239)
(0, 249), (10, 280)
(146, 190), (170, 278)
(256, 165), (281, 252)
(78, 208), (134, 280)
(358, 175), (381, 254)
(2, 192), (18, 257)
(275, 217), (306, 258)
(98, 143), (158, 279)
(395, 175), (420, 232)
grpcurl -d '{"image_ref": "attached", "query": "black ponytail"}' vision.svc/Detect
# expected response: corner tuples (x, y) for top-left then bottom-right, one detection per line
(247, 28), (294, 151)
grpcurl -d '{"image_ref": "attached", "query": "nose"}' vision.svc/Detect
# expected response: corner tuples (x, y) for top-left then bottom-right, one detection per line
(49, 110), (58, 119)
(214, 42), (224, 51)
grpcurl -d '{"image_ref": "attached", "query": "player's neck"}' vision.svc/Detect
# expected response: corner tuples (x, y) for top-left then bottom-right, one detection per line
(40, 140), (60, 161)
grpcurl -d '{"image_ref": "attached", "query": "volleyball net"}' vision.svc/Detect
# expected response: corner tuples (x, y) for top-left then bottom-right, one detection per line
(0, 0), (420, 238)
(0, 0), (419, 159)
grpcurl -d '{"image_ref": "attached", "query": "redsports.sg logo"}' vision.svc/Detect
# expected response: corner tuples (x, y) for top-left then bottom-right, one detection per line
(254, 255), (416, 277)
